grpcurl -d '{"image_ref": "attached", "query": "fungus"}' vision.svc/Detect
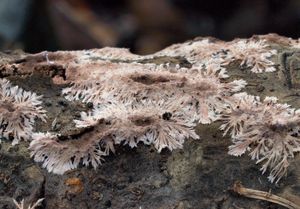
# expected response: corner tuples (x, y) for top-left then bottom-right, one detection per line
(0, 78), (47, 145)
(221, 93), (300, 183)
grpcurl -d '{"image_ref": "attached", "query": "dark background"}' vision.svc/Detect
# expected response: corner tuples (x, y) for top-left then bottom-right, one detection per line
(0, 0), (300, 54)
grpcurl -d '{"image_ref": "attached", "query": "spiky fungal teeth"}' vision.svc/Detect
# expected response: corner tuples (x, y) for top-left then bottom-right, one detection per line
(29, 132), (112, 174)
(0, 78), (47, 145)
(34, 63), (248, 175)
(27, 37), (299, 183)
(30, 99), (200, 174)
(221, 93), (300, 183)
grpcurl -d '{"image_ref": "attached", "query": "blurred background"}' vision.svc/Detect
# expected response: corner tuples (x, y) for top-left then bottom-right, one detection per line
(0, 0), (300, 55)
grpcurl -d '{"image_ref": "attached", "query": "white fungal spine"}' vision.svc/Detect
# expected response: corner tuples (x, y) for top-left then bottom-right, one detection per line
(0, 78), (47, 145)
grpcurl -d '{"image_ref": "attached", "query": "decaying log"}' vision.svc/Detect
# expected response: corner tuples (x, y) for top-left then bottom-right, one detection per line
(0, 34), (299, 209)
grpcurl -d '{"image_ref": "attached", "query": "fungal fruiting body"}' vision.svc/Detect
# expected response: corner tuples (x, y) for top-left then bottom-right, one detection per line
(28, 37), (300, 183)
(75, 99), (200, 152)
(30, 64), (247, 174)
(30, 131), (112, 175)
(155, 38), (233, 69)
(155, 38), (277, 73)
(221, 93), (300, 183)
(62, 65), (246, 124)
(0, 78), (47, 145)
(227, 40), (277, 73)
(30, 99), (200, 174)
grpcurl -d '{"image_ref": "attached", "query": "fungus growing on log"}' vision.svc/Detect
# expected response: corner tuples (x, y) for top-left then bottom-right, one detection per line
(3, 35), (299, 184)
(221, 93), (300, 183)
(0, 78), (47, 145)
